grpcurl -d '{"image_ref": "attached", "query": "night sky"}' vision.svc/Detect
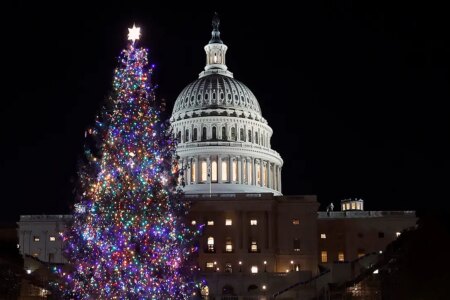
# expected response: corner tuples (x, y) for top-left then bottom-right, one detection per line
(2, 3), (449, 222)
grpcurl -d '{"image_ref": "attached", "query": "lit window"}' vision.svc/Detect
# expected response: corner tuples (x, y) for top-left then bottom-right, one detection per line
(226, 242), (233, 252)
(222, 160), (228, 182)
(293, 238), (300, 252)
(33, 236), (40, 242)
(201, 161), (207, 182)
(262, 285), (267, 290)
(320, 233), (326, 239)
(206, 262), (214, 268)
(225, 219), (232, 226)
(207, 237), (215, 252)
(351, 202), (356, 210)
(250, 241), (258, 252)
(373, 269), (379, 274)
(232, 160), (237, 182)
(256, 163), (261, 185)
(338, 251), (345, 262)
(250, 219), (257, 226)
(292, 219), (300, 225)
(396, 232), (401, 237)
(191, 162), (196, 183)
(49, 236), (56, 242)
(248, 162), (252, 184)
(321, 251), (328, 263)
(191, 220), (197, 225)
(251, 266), (258, 273)
(211, 160), (218, 182)
(207, 220), (214, 226)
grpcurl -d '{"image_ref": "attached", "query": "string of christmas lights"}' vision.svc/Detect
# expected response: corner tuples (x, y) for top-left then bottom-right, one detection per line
(55, 27), (202, 299)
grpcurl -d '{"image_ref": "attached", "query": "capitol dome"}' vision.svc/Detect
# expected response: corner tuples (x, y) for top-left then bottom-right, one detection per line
(172, 74), (264, 122)
(170, 14), (283, 195)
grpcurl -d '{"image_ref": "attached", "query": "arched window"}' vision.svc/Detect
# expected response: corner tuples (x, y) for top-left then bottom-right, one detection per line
(207, 237), (215, 252)
(193, 128), (198, 141)
(185, 129), (189, 142)
(222, 160), (228, 182)
(202, 127), (207, 141)
(201, 161), (207, 182)
(222, 127), (226, 140)
(231, 127), (236, 141)
(240, 128), (245, 141)
(248, 130), (252, 142)
(211, 160), (218, 182)
(212, 127), (217, 140)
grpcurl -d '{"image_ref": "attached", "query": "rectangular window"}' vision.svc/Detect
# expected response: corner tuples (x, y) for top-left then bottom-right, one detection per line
(256, 164), (261, 185)
(293, 238), (300, 252)
(250, 241), (258, 252)
(201, 161), (207, 182)
(222, 160), (228, 182)
(211, 160), (218, 182)
(225, 219), (232, 226)
(320, 233), (326, 239)
(250, 219), (257, 226)
(396, 231), (401, 237)
(232, 160), (237, 182)
(207, 237), (215, 252)
(338, 251), (345, 262)
(49, 236), (56, 242)
(292, 219), (300, 225)
(33, 236), (40, 242)
(206, 262), (214, 268)
(321, 251), (328, 263)
(226, 242), (233, 252)
(207, 220), (214, 226)
(251, 266), (258, 273)
(191, 162), (196, 183)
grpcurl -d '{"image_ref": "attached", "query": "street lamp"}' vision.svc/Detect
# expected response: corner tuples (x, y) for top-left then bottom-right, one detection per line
(263, 260), (267, 272)
(238, 261), (242, 272)
(290, 260), (294, 271)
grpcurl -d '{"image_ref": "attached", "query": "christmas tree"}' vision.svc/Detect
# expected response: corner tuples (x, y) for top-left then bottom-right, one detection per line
(59, 25), (201, 299)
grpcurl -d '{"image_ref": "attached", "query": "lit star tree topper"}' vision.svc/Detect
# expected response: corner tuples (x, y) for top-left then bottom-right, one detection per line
(56, 26), (203, 299)
(128, 24), (141, 43)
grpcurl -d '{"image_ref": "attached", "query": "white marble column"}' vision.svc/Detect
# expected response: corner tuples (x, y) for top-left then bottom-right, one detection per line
(218, 155), (222, 183)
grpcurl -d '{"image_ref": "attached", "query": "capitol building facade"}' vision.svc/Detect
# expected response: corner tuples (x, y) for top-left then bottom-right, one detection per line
(17, 15), (416, 299)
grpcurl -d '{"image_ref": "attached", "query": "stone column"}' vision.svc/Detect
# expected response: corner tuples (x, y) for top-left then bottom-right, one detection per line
(238, 156), (242, 184)
(260, 160), (264, 187)
(267, 162), (271, 189)
(186, 157), (191, 184)
(252, 158), (256, 186)
(196, 156), (200, 184)
(278, 167), (282, 192)
(229, 156), (233, 183)
(218, 155), (222, 183)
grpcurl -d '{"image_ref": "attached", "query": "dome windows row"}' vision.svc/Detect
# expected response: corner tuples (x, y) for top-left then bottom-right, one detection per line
(179, 156), (281, 192)
(175, 125), (271, 148)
